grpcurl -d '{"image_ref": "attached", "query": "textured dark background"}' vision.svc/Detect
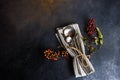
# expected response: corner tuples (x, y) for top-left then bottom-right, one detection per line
(0, 0), (120, 80)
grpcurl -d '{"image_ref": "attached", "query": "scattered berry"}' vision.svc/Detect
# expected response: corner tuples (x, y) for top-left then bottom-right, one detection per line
(43, 49), (68, 60)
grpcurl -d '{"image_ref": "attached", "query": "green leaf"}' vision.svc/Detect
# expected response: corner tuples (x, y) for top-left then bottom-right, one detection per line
(94, 37), (99, 45)
(96, 27), (104, 46)
(100, 39), (103, 45)
(96, 27), (103, 39)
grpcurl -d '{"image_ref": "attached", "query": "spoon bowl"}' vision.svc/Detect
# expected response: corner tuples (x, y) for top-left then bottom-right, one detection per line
(63, 26), (76, 43)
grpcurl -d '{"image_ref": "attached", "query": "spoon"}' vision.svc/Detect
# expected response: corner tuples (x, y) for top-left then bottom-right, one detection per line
(63, 26), (79, 55)
(63, 26), (90, 71)
(63, 26), (76, 43)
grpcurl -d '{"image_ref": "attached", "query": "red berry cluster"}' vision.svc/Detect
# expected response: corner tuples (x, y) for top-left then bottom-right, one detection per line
(43, 49), (68, 60)
(86, 18), (97, 37)
(85, 18), (98, 58)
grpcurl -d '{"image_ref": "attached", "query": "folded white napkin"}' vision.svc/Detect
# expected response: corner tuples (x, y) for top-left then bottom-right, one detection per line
(56, 24), (95, 78)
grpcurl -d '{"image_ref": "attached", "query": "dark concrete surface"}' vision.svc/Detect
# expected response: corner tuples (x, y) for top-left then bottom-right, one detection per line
(0, 0), (120, 80)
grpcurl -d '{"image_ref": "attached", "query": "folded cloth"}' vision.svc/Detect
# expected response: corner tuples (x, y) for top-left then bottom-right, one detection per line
(55, 24), (95, 78)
